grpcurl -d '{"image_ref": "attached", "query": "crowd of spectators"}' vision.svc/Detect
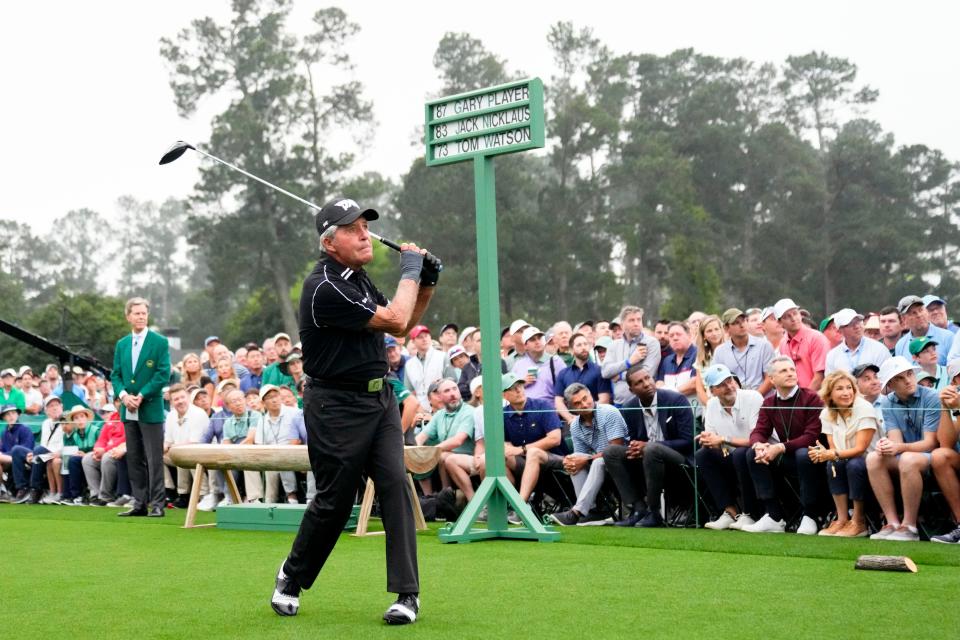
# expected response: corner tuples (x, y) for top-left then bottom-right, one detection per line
(3, 293), (960, 544)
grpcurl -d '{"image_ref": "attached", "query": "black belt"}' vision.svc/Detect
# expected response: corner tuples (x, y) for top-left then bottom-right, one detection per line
(308, 377), (385, 393)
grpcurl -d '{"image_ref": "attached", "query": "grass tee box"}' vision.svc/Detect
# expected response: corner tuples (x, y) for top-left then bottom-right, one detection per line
(217, 503), (359, 533)
(425, 78), (544, 166)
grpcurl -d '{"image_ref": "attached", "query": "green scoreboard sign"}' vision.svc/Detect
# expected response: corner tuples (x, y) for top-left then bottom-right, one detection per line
(425, 78), (545, 166)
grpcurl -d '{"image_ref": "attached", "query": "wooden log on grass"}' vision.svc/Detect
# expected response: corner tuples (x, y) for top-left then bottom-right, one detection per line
(854, 555), (918, 573)
(168, 444), (440, 474)
(169, 444), (310, 472)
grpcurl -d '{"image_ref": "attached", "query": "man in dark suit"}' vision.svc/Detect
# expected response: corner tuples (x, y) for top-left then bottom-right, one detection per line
(110, 297), (171, 517)
(603, 364), (694, 527)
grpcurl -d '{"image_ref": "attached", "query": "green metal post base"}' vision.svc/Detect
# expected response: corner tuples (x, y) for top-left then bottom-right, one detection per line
(437, 475), (559, 543)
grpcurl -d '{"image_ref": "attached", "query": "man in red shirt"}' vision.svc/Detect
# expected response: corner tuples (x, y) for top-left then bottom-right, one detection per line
(775, 298), (829, 392)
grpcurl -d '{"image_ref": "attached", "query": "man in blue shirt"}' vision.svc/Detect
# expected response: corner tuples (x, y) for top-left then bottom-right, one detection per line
(240, 343), (266, 392)
(0, 404), (36, 502)
(924, 295), (959, 334)
(894, 295), (954, 365)
(656, 322), (698, 406)
(554, 332), (612, 423)
(385, 335), (408, 386)
(867, 356), (941, 542)
(500, 373), (565, 506)
(549, 383), (627, 526)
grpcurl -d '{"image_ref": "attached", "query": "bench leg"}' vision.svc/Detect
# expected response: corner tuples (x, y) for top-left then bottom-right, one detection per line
(184, 463), (204, 529)
(408, 473), (427, 531)
(224, 470), (242, 504)
(353, 478), (376, 536)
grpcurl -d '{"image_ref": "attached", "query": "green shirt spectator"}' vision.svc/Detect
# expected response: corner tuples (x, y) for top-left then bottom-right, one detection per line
(0, 369), (26, 411)
(419, 401), (475, 455)
(63, 423), (103, 453)
(261, 362), (295, 391)
(223, 409), (262, 444)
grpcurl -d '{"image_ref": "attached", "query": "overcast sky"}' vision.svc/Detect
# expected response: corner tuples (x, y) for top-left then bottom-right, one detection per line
(1, 1), (957, 235)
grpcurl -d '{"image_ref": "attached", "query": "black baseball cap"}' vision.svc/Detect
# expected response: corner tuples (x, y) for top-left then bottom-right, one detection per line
(440, 323), (459, 336)
(315, 197), (379, 235)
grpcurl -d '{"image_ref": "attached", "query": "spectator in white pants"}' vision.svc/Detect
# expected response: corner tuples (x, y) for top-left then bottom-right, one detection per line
(549, 383), (628, 526)
(220, 389), (263, 502)
(163, 384), (213, 506)
(257, 385), (303, 504)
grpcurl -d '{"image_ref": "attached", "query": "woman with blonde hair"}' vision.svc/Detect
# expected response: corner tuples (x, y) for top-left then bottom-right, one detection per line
(180, 353), (204, 387)
(809, 370), (880, 537)
(694, 315), (726, 405)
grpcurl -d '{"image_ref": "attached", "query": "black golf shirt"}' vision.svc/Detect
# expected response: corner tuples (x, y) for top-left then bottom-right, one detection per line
(299, 256), (389, 383)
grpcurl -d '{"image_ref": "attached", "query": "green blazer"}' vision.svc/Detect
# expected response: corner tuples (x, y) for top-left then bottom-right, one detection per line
(111, 330), (171, 424)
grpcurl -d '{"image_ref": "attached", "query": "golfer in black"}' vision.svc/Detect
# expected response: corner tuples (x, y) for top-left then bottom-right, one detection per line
(271, 197), (439, 624)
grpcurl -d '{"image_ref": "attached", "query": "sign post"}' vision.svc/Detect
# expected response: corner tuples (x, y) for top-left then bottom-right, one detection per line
(426, 78), (558, 543)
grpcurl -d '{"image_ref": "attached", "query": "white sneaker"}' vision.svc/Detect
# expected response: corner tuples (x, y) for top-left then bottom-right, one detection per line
(217, 495), (234, 508)
(886, 524), (920, 542)
(705, 511), (737, 530)
(869, 524), (899, 540)
(728, 514), (755, 531)
(197, 494), (218, 512)
(106, 495), (133, 507)
(41, 492), (61, 505)
(742, 514), (786, 533)
(796, 515), (819, 535)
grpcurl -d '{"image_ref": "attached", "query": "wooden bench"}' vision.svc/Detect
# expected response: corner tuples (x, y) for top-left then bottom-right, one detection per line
(167, 444), (439, 532)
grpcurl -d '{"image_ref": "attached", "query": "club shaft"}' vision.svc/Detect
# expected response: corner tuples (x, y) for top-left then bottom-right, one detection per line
(191, 145), (437, 266)
(194, 148), (322, 213)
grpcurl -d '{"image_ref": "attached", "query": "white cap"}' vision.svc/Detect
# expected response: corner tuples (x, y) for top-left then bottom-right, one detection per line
(878, 356), (919, 388)
(469, 376), (483, 395)
(458, 326), (478, 345)
(215, 378), (240, 393)
(509, 319), (529, 335)
(0, 368), (16, 378)
(760, 307), (775, 322)
(259, 384), (281, 400)
(832, 308), (863, 328)
(948, 360), (960, 382)
(521, 326), (545, 344)
(448, 345), (468, 362)
(773, 298), (799, 320)
(100, 403), (117, 414)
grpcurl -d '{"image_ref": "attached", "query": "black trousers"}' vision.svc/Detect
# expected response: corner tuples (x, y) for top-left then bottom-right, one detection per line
(124, 420), (165, 509)
(695, 446), (762, 518)
(286, 384), (418, 594)
(603, 443), (686, 512)
(738, 446), (823, 518)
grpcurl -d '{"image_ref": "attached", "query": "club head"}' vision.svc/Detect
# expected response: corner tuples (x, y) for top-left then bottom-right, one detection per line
(158, 141), (196, 165)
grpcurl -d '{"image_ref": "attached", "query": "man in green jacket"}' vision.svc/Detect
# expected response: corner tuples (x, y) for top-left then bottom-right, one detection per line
(110, 297), (171, 517)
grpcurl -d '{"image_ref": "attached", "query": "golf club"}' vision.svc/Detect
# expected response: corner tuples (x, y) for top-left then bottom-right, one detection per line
(159, 141), (441, 269)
